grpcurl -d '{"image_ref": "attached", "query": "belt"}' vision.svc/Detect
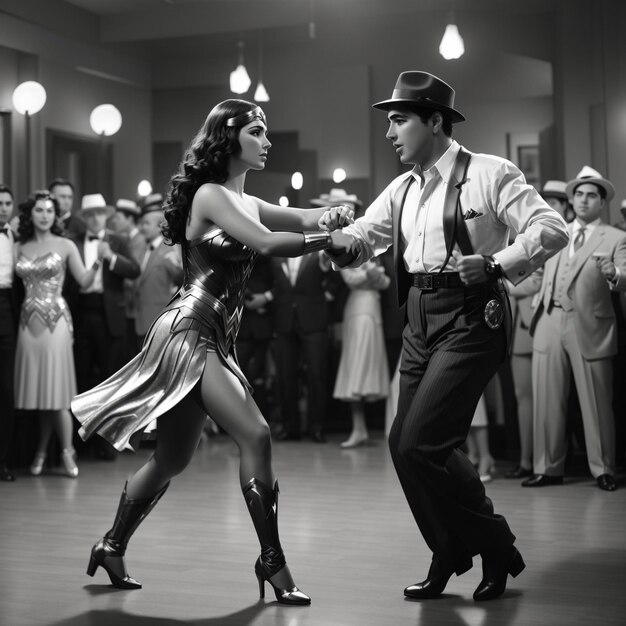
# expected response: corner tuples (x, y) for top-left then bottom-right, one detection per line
(550, 300), (563, 309)
(412, 272), (464, 290)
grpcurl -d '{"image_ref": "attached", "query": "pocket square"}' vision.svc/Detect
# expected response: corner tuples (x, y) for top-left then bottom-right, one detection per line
(463, 208), (483, 221)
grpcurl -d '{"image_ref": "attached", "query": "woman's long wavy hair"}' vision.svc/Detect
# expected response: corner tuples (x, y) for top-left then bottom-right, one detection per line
(162, 99), (260, 245)
(17, 190), (64, 243)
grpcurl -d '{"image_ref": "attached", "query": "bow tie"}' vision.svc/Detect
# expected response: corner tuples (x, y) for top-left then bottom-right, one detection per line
(87, 235), (101, 242)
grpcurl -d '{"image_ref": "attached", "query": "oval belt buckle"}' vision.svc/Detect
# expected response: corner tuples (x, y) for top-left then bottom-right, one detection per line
(484, 299), (504, 330)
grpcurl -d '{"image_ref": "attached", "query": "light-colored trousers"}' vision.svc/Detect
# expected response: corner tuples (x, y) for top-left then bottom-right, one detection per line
(532, 307), (615, 477)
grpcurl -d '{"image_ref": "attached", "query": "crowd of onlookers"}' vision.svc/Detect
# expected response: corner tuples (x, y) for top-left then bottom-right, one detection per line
(0, 173), (624, 492)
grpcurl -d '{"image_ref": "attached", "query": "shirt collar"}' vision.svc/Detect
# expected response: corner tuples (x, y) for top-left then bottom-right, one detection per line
(573, 217), (601, 233)
(409, 140), (459, 186)
(149, 235), (163, 249)
(86, 229), (105, 240)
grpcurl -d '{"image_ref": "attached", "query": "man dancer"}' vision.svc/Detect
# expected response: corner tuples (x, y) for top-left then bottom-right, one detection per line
(322, 71), (568, 601)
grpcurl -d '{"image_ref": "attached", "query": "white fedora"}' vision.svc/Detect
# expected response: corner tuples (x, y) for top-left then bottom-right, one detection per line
(310, 188), (362, 207)
(541, 180), (568, 201)
(80, 193), (115, 217)
(115, 198), (141, 217)
(565, 166), (615, 202)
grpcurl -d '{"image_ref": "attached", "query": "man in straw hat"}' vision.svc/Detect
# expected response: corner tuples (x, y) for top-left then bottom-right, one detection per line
(527, 166), (626, 493)
(320, 70), (569, 601)
(540, 180), (574, 223)
(65, 193), (141, 459)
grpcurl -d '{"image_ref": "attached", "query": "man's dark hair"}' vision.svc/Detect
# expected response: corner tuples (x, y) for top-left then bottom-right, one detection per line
(48, 178), (75, 193)
(402, 105), (453, 138)
(573, 181), (607, 200)
(0, 184), (13, 198)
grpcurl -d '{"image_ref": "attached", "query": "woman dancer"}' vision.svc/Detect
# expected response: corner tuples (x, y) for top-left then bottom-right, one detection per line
(15, 191), (99, 478)
(72, 99), (353, 605)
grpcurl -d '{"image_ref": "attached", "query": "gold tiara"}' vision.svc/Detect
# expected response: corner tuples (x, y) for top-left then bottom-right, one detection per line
(225, 106), (266, 127)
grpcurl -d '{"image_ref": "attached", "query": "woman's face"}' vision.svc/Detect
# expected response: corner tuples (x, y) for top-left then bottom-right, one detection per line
(235, 118), (272, 171)
(31, 198), (56, 233)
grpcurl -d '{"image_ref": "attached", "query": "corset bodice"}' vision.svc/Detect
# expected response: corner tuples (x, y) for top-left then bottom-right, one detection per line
(16, 251), (72, 332)
(165, 227), (257, 356)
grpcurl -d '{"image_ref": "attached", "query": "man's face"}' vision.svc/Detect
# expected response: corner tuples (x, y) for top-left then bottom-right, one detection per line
(546, 197), (568, 218)
(0, 192), (13, 225)
(110, 211), (132, 233)
(83, 209), (109, 234)
(139, 211), (163, 242)
(572, 183), (605, 224)
(50, 184), (73, 215)
(386, 108), (433, 166)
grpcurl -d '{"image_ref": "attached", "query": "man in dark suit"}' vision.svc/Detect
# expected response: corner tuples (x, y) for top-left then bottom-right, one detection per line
(110, 198), (148, 360)
(269, 251), (342, 443)
(323, 71), (568, 601)
(49, 178), (85, 236)
(65, 194), (140, 459)
(0, 185), (18, 481)
(237, 255), (275, 420)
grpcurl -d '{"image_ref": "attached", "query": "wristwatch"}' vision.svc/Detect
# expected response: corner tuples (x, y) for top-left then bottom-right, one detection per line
(483, 255), (503, 279)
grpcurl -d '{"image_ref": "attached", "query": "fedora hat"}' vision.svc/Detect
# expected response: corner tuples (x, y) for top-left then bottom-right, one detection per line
(565, 166), (615, 201)
(372, 71), (465, 123)
(141, 193), (164, 215)
(310, 188), (362, 207)
(541, 180), (568, 201)
(80, 193), (115, 217)
(115, 198), (141, 217)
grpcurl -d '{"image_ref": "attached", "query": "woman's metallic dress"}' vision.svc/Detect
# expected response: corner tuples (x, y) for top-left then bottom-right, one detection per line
(72, 227), (257, 451)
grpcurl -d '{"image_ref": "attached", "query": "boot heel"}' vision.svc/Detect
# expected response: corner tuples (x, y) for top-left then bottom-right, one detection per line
(256, 573), (265, 598)
(508, 549), (525, 578)
(86, 555), (98, 577)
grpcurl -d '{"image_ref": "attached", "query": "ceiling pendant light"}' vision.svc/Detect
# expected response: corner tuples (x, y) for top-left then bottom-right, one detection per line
(254, 31), (270, 102)
(230, 41), (251, 94)
(439, 12), (464, 60)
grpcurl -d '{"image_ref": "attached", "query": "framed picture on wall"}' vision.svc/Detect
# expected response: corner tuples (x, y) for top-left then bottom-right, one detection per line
(0, 110), (11, 186)
(507, 132), (541, 190)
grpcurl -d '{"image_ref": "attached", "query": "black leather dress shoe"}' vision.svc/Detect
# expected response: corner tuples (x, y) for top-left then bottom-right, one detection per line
(521, 474), (563, 487)
(0, 466), (15, 482)
(474, 547), (525, 602)
(276, 431), (301, 442)
(596, 474), (617, 491)
(504, 465), (533, 479)
(310, 430), (327, 443)
(404, 555), (472, 599)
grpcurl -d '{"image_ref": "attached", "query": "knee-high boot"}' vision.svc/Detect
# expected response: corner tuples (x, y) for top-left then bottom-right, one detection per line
(87, 481), (169, 589)
(243, 478), (311, 605)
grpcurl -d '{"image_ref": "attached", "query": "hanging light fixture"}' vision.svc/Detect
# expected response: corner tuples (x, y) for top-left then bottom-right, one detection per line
(439, 11), (465, 60)
(254, 30), (270, 102)
(230, 41), (251, 94)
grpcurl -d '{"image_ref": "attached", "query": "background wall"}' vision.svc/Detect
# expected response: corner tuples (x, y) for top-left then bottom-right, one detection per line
(0, 0), (624, 220)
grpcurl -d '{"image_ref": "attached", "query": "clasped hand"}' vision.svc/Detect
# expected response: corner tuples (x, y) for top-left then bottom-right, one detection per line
(594, 254), (617, 281)
(318, 205), (354, 232)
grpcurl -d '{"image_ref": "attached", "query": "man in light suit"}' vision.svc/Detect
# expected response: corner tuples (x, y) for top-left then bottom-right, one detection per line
(526, 166), (626, 491)
(133, 194), (183, 343)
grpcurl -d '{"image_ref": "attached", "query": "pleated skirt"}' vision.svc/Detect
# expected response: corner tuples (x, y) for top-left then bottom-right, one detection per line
(72, 307), (249, 452)
(333, 290), (390, 402)
(15, 316), (77, 410)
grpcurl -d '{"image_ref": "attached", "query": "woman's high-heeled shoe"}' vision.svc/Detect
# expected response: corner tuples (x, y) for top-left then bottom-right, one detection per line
(243, 478), (311, 605)
(30, 453), (47, 476)
(87, 481), (169, 589)
(340, 433), (369, 449)
(61, 448), (79, 478)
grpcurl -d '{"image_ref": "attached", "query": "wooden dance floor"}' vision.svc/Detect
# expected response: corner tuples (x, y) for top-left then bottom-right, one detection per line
(1, 434), (624, 626)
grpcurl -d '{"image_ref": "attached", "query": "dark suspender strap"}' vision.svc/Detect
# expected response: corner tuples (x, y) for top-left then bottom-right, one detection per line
(441, 147), (473, 271)
(394, 176), (416, 306)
